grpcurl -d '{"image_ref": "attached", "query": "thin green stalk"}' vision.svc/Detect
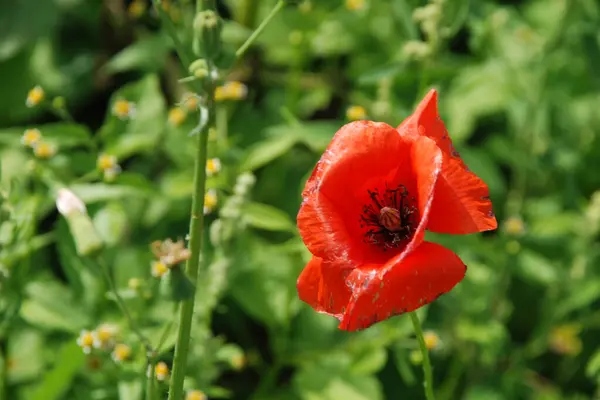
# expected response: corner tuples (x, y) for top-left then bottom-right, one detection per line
(96, 256), (154, 354)
(167, 0), (217, 395)
(410, 312), (436, 400)
(146, 361), (156, 400)
(236, 0), (285, 58)
(167, 95), (213, 400)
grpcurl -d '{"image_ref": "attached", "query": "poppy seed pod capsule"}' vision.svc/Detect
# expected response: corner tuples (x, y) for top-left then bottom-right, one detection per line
(379, 207), (402, 232)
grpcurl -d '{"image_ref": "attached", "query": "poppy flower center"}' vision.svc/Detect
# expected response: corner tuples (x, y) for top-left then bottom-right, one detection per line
(359, 184), (417, 250)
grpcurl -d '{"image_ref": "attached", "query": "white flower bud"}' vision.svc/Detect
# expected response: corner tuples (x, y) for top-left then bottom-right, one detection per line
(56, 188), (86, 216)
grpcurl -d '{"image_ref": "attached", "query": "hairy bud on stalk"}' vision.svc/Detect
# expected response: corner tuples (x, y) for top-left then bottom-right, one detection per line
(188, 59), (209, 79)
(56, 188), (103, 256)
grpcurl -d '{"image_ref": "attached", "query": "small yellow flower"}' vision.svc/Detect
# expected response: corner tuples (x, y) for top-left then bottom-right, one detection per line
(76, 330), (95, 354)
(182, 93), (200, 111)
(92, 323), (118, 350)
(214, 86), (227, 102)
(97, 154), (118, 171)
(549, 324), (582, 356)
(423, 331), (441, 351)
(151, 260), (169, 278)
(26, 86), (45, 107)
(186, 390), (207, 400)
(504, 216), (525, 236)
(346, 105), (367, 121)
(215, 82), (248, 102)
(206, 158), (221, 177)
(128, 0), (146, 18)
(33, 142), (56, 159)
(112, 99), (136, 120)
(168, 107), (187, 127)
(204, 189), (218, 215)
(345, 0), (366, 11)
(155, 361), (169, 381)
(22, 128), (42, 147)
(111, 344), (132, 362)
(225, 81), (247, 100)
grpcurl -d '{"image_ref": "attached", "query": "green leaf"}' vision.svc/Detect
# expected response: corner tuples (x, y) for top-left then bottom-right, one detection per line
(516, 250), (558, 286)
(100, 74), (166, 157)
(104, 34), (172, 74)
(6, 329), (44, 384)
(20, 280), (90, 333)
(350, 346), (387, 375)
(555, 279), (600, 319)
(242, 202), (295, 232)
(70, 183), (149, 203)
(240, 133), (299, 171)
(229, 239), (297, 328)
(586, 348), (600, 379)
(0, 0), (59, 61)
(93, 202), (129, 247)
(294, 365), (383, 400)
(118, 380), (143, 400)
(0, 123), (93, 148)
(446, 61), (513, 142)
(30, 341), (86, 400)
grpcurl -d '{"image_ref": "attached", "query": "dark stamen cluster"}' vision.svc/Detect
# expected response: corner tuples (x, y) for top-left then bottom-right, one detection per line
(359, 184), (417, 250)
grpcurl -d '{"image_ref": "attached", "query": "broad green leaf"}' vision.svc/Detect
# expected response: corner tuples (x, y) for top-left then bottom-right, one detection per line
(0, 0), (59, 60)
(70, 183), (149, 203)
(586, 348), (600, 379)
(294, 365), (383, 400)
(242, 202), (295, 232)
(555, 279), (600, 319)
(446, 61), (513, 142)
(20, 280), (90, 333)
(240, 133), (299, 171)
(93, 202), (129, 247)
(104, 34), (172, 74)
(350, 346), (387, 375)
(30, 341), (86, 400)
(516, 250), (558, 286)
(0, 123), (92, 148)
(118, 381), (143, 400)
(6, 329), (44, 384)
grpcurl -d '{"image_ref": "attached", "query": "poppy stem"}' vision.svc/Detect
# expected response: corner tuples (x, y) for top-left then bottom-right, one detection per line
(409, 312), (436, 400)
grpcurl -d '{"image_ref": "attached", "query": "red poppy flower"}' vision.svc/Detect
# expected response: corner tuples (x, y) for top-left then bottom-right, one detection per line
(297, 89), (497, 331)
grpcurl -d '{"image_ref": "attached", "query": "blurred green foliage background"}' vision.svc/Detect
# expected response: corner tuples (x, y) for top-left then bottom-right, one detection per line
(1, 0), (600, 399)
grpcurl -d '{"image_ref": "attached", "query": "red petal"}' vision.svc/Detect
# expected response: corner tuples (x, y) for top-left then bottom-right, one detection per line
(297, 257), (351, 318)
(339, 242), (466, 331)
(398, 89), (497, 234)
(297, 121), (418, 265)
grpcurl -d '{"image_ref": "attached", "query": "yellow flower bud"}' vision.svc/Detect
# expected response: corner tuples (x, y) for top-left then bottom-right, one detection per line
(346, 105), (367, 121)
(26, 86), (45, 107)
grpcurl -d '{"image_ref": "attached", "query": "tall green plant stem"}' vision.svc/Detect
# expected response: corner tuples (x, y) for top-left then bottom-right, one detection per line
(410, 312), (436, 400)
(167, 1), (217, 398)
